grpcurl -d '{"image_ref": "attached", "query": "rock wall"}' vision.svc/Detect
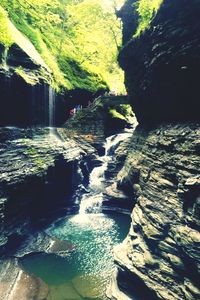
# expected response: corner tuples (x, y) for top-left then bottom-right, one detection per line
(0, 128), (95, 256)
(110, 0), (200, 299)
(64, 95), (135, 147)
(111, 124), (200, 300)
(0, 20), (68, 126)
(119, 0), (200, 125)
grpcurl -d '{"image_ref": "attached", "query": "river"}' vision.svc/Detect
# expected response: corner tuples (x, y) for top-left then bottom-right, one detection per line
(16, 129), (133, 300)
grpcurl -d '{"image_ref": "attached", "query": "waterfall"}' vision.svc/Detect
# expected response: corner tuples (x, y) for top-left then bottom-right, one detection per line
(31, 85), (37, 125)
(2, 48), (9, 72)
(31, 84), (55, 127)
(78, 129), (133, 215)
(48, 87), (55, 128)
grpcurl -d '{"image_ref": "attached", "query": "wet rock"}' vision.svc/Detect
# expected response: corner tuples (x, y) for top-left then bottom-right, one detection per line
(0, 127), (95, 255)
(48, 237), (76, 255)
(0, 19), (57, 127)
(110, 124), (200, 300)
(112, 1), (200, 297)
(0, 259), (49, 300)
(103, 129), (136, 212)
(14, 231), (76, 258)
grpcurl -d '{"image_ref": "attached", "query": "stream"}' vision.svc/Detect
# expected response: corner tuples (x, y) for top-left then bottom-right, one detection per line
(19, 129), (133, 300)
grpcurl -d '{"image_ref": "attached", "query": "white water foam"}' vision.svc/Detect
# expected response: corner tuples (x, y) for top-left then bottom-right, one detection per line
(78, 128), (134, 216)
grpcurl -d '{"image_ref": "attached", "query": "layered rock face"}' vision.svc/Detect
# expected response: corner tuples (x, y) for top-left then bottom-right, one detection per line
(119, 0), (200, 125)
(64, 95), (135, 153)
(0, 128), (95, 255)
(110, 1), (200, 299)
(112, 124), (200, 300)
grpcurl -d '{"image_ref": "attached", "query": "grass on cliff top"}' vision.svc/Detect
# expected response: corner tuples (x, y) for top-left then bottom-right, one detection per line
(134, 0), (163, 37)
(0, 0), (125, 93)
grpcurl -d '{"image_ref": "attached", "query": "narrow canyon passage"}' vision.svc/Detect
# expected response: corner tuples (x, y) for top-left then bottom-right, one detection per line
(0, 126), (135, 300)
(0, 0), (200, 300)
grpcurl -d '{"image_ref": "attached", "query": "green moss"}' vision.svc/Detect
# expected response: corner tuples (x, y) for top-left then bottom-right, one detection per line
(108, 104), (135, 125)
(134, 0), (163, 37)
(9, 16), (68, 90)
(24, 147), (39, 157)
(59, 57), (107, 92)
(24, 147), (47, 168)
(118, 104), (133, 117)
(0, 6), (14, 47)
(1, 0), (124, 92)
(109, 108), (126, 120)
(15, 67), (39, 85)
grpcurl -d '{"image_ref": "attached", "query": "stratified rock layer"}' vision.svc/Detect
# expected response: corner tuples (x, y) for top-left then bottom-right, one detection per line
(0, 128), (95, 255)
(111, 124), (200, 300)
(110, 1), (200, 299)
(119, 0), (200, 124)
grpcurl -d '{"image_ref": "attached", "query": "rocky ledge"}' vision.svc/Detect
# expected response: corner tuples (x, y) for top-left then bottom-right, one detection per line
(64, 95), (135, 145)
(109, 124), (200, 300)
(0, 127), (95, 255)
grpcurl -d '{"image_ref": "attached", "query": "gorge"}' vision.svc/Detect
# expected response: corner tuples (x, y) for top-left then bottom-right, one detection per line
(0, 0), (200, 300)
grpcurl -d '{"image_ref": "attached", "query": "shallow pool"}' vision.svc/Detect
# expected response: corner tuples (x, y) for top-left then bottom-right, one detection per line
(21, 212), (130, 300)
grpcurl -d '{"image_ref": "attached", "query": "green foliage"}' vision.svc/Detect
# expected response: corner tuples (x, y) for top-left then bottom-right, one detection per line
(134, 0), (163, 37)
(0, 6), (14, 47)
(1, 0), (124, 92)
(109, 104), (134, 121)
(15, 67), (39, 85)
(109, 108), (126, 120)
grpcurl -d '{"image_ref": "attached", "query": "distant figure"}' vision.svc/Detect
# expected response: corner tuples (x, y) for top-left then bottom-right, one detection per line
(69, 108), (76, 116)
(109, 90), (116, 96)
(76, 104), (82, 111)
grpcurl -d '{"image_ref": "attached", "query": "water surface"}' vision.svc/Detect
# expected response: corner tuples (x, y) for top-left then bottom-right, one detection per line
(21, 212), (130, 300)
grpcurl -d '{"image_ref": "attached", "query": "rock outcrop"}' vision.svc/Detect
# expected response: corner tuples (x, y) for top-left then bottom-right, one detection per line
(64, 95), (135, 146)
(119, 0), (200, 125)
(0, 18), (57, 126)
(110, 0), (200, 299)
(0, 128), (95, 256)
(0, 18), (69, 127)
(111, 124), (200, 300)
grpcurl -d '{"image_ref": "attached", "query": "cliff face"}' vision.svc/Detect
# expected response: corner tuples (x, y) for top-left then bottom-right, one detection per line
(0, 128), (95, 256)
(0, 18), (55, 126)
(110, 1), (200, 299)
(119, 0), (200, 125)
(111, 124), (200, 300)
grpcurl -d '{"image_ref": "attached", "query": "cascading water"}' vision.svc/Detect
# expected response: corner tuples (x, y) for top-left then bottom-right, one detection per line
(2, 48), (9, 72)
(78, 128), (133, 215)
(18, 128), (135, 300)
(48, 87), (56, 128)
